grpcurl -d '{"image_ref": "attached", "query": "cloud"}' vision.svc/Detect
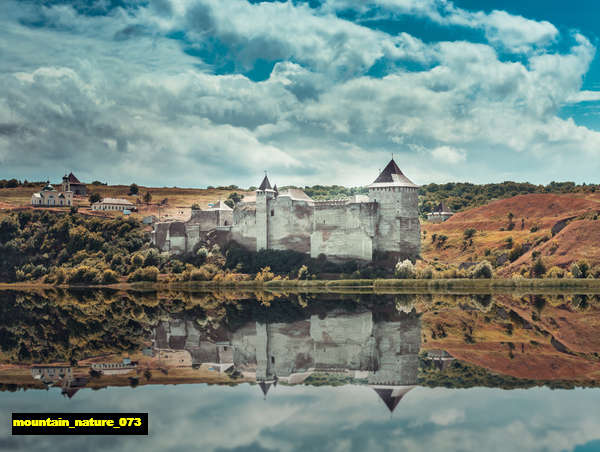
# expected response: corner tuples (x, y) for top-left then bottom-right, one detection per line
(323, 0), (559, 53)
(0, 0), (598, 186)
(429, 407), (466, 426)
(431, 146), (466, 164)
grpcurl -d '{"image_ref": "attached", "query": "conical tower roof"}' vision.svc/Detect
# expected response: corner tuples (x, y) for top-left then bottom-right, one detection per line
(371, 386), (414, 413)
(258, 381), (273, 397)
(368, 159), (418, 188)
(258, 175), (272, 191)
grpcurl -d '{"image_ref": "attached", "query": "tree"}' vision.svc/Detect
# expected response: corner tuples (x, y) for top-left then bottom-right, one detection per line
(463, 228), (476, 240)
(530, 258), (546, 278)
(88, 192), (102, 204)
(471, 261), (493, 279)
(129, 183), (139, 195)
(394, 259), (416, 279)
(143, 191), (152, 204)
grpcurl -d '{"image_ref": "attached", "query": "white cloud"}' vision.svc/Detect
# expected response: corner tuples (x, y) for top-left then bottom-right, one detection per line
(431, 146), (466, 164)
(0, 0), (598, 187)
(430, 407), (466, 426)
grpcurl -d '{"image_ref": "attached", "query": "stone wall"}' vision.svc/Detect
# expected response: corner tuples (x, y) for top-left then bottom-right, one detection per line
(310, 202), (377, 261)
(369, 186), (420, 259)
(231, 204), (257, 250)
(267, 196), (313, 253)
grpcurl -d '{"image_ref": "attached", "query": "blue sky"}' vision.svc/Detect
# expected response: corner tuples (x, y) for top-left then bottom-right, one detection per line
(2, 384), (600, 452)
(0, 0), (600, 188)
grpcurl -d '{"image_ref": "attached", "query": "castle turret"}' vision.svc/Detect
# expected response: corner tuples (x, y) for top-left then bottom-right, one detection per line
(367, 159), (420, 259)
(256, 174), (275, 251)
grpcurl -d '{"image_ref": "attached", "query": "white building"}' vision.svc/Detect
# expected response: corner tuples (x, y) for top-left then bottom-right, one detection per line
(91, 198), (134, 212)
(31, 183), (73, 207)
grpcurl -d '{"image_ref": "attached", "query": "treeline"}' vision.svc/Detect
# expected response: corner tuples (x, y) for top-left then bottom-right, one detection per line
(418, 180), (598, 215)
(0, 179), (47, 188)
(0, 210), (150, 283)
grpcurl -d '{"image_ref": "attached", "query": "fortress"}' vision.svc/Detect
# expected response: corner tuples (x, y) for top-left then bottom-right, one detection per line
(152, 159), (420, 261)
(153, 305), (421, 412)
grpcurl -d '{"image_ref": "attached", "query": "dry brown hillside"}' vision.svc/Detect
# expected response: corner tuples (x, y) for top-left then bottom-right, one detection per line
(0, 184), (249, 221)
(422, 193), (600, 274)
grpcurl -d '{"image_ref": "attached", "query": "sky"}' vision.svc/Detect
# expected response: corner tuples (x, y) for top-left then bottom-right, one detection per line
(3, 383), (600, 452)
(1, 0), (600, 188)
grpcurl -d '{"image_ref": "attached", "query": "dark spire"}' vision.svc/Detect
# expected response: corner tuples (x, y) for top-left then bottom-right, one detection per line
(372, 386), (414, 413)
(258, 174), (272, 191)
(273, 184), (278, 194)
(258, 381), (272, 398)
(373, 159), (404, 184)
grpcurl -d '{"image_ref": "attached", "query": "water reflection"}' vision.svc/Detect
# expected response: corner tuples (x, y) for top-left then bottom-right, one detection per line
(2, 288), (600, 396)
(3, 289), (600, 451)
(154, 306), (422, 411)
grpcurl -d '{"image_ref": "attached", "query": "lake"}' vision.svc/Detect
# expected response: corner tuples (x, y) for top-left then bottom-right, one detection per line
(1, 289), (600, 452)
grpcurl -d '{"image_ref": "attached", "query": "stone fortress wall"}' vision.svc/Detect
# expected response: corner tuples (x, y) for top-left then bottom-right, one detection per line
(153, 306), (421, 409)
(152, 159), (420, 262)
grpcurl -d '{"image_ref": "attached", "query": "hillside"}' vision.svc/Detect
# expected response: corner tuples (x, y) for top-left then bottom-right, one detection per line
(420, 293), (600, 382)
(0, 184), (248, 221)
(422, 193), (600, 275)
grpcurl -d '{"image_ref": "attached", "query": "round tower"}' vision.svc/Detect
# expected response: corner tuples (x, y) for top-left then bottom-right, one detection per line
(256, 173), (275, 251)
(367, 159), (420, 260)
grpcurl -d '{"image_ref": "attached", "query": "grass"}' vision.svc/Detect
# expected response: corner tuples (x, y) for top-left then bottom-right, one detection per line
(0, 184), (249, 221)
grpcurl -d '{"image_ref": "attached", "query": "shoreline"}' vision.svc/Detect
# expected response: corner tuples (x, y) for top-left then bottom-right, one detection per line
(3, 277), (600, 294)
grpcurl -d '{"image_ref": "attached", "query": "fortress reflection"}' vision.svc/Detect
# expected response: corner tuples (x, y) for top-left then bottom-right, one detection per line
(153, 306), (422, 412)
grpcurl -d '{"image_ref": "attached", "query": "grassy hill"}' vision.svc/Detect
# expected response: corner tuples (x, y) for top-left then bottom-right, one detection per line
(0, 183), (249, 221)
(422, 192), (600, 275)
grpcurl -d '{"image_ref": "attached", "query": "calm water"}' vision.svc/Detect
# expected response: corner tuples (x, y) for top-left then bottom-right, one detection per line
(1, 289), (600, 452)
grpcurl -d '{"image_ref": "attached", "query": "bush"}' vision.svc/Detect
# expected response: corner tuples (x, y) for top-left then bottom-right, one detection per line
(570, 262), (583, 279)
(88, 192), (102, 204)
(463, 228), (476, 240)
(67, 266), (101, 284)
(127, 266), (159, 282)
(417, 265), (434, 279)
(471, 261), (493, 279)
(394, 259), (416, 279)
(190, 264), (219, 281)
(546, 266), (565, 279)
(255, 266), (275, 282)
(530, 258), (546, 278)
(577, 260), (590, 278)
(101, 269), (119, 284)
(130, 253), (144, 268)
(297, 265), (309, 280)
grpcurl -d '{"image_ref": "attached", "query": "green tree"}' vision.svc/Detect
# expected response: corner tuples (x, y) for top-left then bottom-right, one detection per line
(88, 192), (102, 204)
(129, 183), (139, 195)
(143, 191), (152, 204)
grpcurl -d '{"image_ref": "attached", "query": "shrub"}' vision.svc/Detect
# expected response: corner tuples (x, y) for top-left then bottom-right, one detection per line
(546, 266), (565, 279)
(530, 258), (546, 278)
(417, 265), (434, 279)
(255, 266), (275, 282)
(101, 269), (119, 284)
(190, 264), (219, 281)
(463, 228), (476, 240)
(67, 265), (101, 284)
(88, 192), (102, 204)
(394, 259), (416, 279)
(471, 261), (493, 279)
(297, 265), (309, 280)
(570, 262), (583, 279)
(127, 266), (159, 282)
(130, 253), (145, 268)
(577, 260), (590, 278)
